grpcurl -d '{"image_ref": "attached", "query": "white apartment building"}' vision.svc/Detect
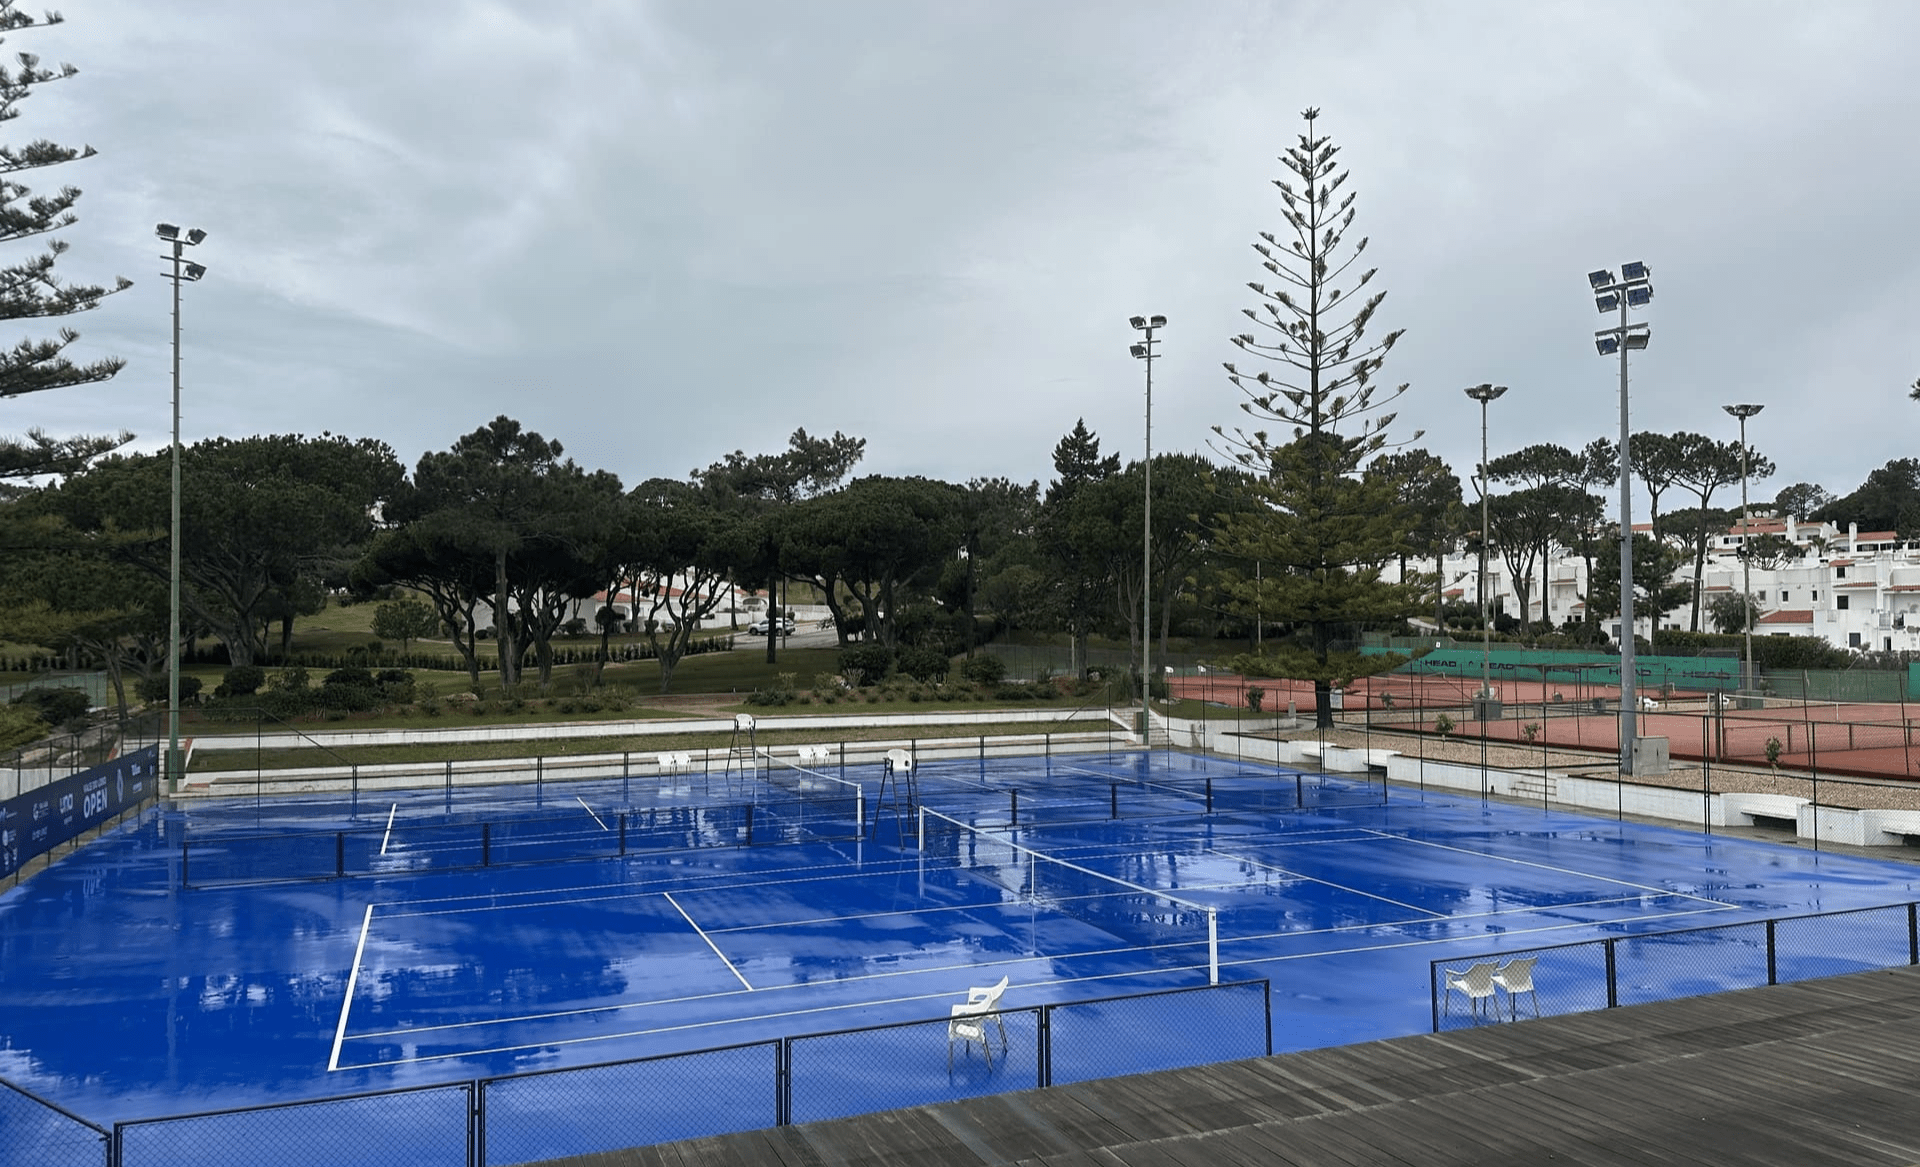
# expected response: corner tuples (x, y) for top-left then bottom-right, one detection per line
(1392, 514), (1913, 655)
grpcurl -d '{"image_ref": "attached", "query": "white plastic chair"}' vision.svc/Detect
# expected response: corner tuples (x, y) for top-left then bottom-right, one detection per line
(1493, 956), (1539, 1020)
(1443, 961), (1500, 1023)
(657, 751), (677, 772)
(885, 748), (913, 777)
(673, 751), (693, 772)
(948, 976), (1009, 1072)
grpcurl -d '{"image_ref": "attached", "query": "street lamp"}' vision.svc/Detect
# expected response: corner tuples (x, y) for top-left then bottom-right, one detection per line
(1589, 261), (1652, 776)
(1723, 403), (1764, 693)
(1463, 384), (1508, 709)
(1129, 314), (1165, 754)
(158, 222), (208, 793)
(1464, 383), (1507, 801)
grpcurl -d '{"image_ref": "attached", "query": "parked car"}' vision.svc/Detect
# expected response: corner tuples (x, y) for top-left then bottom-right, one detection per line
(748, 617), (796, 636)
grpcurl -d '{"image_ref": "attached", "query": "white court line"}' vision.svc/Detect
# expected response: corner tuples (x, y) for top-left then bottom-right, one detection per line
(327, 904), (375, 1072)
(379, 804), (398, 855)
(1205, 847), (1447, 919)
(664, 892), (752, 990)
(336, 900), (1748, 1072)
(1359, 828), (1734, 908)
(343, 888), (1720, 1046)
(576, 796), (609, 832)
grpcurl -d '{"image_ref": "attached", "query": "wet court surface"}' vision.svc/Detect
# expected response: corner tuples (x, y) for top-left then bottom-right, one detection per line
(5, 750), (1920, 1126)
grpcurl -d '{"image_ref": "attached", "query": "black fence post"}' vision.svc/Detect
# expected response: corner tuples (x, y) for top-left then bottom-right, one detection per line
(1038, 1004), (1053, 1088)
(1766, 919), (1778, 985)
(1110, 783), (1118, 819)
(1604, 938), (1618, 1008)
(1263, 980), (1274, 1055)
(1206, 777), (1213, 813)
(1010, 789), (1018, 825)
(470, 1080), (483, 1167)
(777, 1038), (792, 1125)
(1431, 963), (1441, 1032)
(482, 822), (491, 867)
(618, 813), (627, 856)
(335, 832), (345, 879)
(745, 804), (755, 846)
(1910, 902), (1918, 966)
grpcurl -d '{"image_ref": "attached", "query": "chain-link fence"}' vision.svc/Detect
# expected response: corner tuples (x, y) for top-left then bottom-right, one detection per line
(1430, 901), (1920, 1031)
(5, 978), (1270, 1165)
(0, 1077), (110, 1167)
(3, 712), (161, 800)
(115, 1081), (473, 1167)
(479, 1040), (779, 1164)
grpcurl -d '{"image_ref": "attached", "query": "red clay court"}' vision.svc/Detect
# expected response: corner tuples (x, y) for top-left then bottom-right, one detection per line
(1168, 672), (1920, 781)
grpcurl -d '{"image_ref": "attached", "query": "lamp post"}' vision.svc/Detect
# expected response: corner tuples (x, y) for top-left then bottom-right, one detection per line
(1723, 403), (1764, 693)
(1129, 314), (1165, 754)
(1464, 384), (1507, 801)
(1463, 384), (1508, 706)
(157, 223), (208, 793)
(1588, 261), (1652, 776)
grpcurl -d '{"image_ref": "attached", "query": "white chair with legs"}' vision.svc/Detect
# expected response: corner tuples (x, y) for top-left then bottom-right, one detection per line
(1442, 960), (1500, 1024)
(948, 975), (1010, 1073)
(1493, 956), (1539, 1020)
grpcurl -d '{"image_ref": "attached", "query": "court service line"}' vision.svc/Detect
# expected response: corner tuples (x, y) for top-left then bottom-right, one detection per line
(379, 804), (398, 855)
(1360, 829), (1734, 907)
(1204, 847), (1448, 918)
(664, 892), (753, 990)
(327, 904), (375, 1072)
(576, 796), (609, 832)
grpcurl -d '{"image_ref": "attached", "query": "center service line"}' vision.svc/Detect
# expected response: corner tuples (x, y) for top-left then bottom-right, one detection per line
(576, 795), (609, 832)
(664, 892), (753, 990)
(328, 903), (375, 1072)
(379, 803), (398, 855)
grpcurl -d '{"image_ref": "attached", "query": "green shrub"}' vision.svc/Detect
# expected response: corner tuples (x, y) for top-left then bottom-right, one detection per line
(959, 655), (1007, 686)
(13, 686), (90, 726)
(898, 647), (952, 685)
(839, 645), (894, 687)
(221, 665), (266, 698)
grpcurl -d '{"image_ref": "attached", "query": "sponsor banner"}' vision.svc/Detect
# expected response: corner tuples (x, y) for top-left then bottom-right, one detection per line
(0, 746), (157, 880)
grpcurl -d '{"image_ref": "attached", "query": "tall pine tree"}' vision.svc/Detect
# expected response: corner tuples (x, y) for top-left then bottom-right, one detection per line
(1213, 108), (1420, 728)
(0, 3), (131, 481)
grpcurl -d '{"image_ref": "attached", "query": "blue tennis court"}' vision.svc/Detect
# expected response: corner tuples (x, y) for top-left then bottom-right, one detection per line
(4, 747), (1920, 1153)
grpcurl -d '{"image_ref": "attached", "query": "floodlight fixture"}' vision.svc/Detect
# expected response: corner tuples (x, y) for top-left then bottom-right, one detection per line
(1723, 403), (1764, 421)
(1623, 331), (1649, 350)
(1148, 314), (1166, 328)
(1626, 285), (1653, 307)
(1621, 260), (1649, 282)
(1588, 269), (1614, 290)
(1595, 336), (1620, 356)
(1129, 343), (1148, 358)
(1129, 315), (1147, 330)
(1463, 382), (1508, 404)
(155, 223), (180, 241)
(1595, 293), (1621, 313)
(185, 228), (207, 246)
(183, 262), (206, 281)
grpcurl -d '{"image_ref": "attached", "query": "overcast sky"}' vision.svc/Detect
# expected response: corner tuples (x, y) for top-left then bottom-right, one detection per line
(10, 1), (1919, 515)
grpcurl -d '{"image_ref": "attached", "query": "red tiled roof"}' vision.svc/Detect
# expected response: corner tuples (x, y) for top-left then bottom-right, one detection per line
(1828, 559), (1855, 567)
(1858, 531), (1898, 541)
(1836, 581), (1878, 588)
(1758, 609), (1813, 625)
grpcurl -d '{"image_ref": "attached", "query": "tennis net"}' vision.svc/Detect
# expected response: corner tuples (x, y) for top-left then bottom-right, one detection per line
(918, 807), (1219, 983)
(758, 755), (864, 842)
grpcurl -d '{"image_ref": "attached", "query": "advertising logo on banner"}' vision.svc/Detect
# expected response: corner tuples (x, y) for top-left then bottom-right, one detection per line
(0, 745), (157, 880)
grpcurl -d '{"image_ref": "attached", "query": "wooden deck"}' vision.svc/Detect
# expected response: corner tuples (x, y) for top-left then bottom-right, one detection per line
(550, 966), (1920, 1166)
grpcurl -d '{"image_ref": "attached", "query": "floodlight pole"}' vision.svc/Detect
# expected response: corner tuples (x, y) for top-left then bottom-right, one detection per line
(158, 224), (207, 794)
(1465, 384), (1507, 803)
(1589, 262), (1652, 777)
(1724, 404), (1764, 693)
(1615, 291), (1635, 775)
(1130, 315), (1165, 753)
